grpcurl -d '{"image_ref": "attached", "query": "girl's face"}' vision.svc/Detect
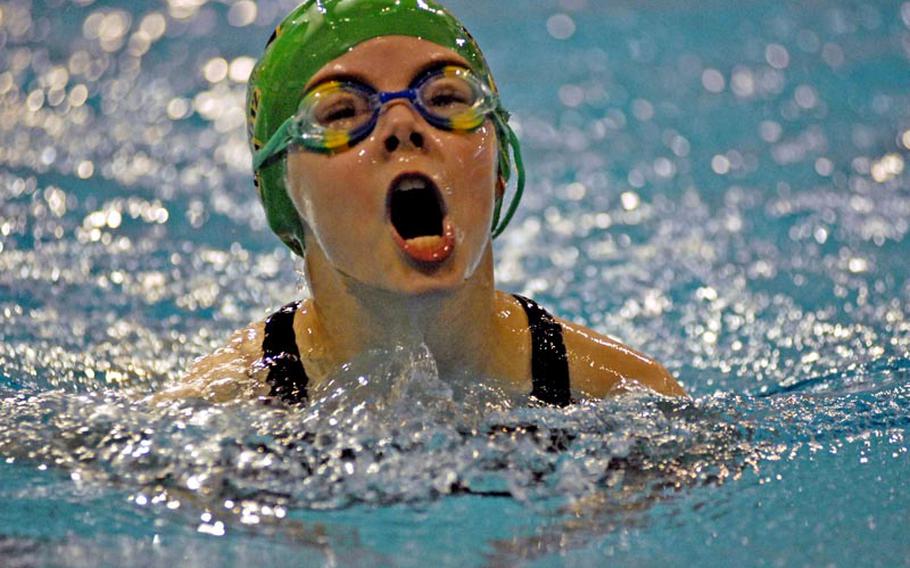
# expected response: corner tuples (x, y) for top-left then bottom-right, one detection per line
(285, 36), (499, 296)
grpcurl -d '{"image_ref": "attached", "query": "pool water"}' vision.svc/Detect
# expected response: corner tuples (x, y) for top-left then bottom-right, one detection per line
(1, 0), (909, 565)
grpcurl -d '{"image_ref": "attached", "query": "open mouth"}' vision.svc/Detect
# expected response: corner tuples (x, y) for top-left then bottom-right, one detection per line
(387, 173), (455, 264)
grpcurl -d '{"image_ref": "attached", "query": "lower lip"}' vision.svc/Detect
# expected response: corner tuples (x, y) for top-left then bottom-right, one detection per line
(391, 220), (456, 265)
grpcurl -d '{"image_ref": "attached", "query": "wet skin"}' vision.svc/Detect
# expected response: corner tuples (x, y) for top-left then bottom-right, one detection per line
(285, 36), (499, 296)
(156, 36), (686, 403)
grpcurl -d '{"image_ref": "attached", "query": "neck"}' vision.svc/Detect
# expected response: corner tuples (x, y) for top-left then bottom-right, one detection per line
(304, 246), (498, 380)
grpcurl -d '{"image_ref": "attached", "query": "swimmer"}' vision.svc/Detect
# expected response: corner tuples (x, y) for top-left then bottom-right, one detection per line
(156, 0), (686, 405)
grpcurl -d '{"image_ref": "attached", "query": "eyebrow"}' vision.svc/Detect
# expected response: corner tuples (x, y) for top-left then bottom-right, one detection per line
(305, 71), (371, 91)
(411, 58), (470, 82)
(305, 57), (470, 92)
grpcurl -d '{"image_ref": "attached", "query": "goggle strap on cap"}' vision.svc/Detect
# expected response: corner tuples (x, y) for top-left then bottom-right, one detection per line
(253, 117), (295, 172)
(491, 117), (525, 238)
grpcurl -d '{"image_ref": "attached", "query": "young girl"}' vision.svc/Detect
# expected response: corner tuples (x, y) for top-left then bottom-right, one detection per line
(157, 0), (686, 405)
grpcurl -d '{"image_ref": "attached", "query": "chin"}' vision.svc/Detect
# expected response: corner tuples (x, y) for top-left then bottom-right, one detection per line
(379, 256), (474, 297)
(321, 230), (490, 299)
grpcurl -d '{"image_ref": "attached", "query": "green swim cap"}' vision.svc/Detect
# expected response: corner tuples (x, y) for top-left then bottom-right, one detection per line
(246, 0), (524, 257)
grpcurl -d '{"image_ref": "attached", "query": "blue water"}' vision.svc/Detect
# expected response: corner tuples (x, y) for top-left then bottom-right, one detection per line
(1, 0), (909, 566)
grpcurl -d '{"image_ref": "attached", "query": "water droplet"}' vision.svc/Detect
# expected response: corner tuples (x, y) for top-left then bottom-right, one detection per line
(765, 43), (790, 69)
(712, 154), (731, 175)
(702, 68), (725, 93)
(202, 57), (228, 83)
(546, 14), (576, 40)
(847, 257), (869, 273)
(620, 191), (640, 211)
(228, 56), (256, 83)
(228, 1), (258, 27)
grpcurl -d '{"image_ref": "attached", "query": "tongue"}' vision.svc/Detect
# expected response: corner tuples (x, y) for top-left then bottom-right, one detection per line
(393, 221), (455, 264)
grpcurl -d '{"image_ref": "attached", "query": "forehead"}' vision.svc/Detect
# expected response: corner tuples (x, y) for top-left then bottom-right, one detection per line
(305, 35), (470, 89)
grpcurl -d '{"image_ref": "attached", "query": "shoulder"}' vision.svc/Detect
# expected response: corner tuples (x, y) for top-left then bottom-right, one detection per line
(149, 322), (268, 404)
(486, 291), (533, 391)
(150, 300), (316, 404)
(494, 291), (686, 399)
(556, 316), (687, 398)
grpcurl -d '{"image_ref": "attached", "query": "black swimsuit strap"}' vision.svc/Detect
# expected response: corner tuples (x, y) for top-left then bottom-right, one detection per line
(262, 296), (570, 407)
(262, 300), (310, 403)
(512, 294), (572, 407)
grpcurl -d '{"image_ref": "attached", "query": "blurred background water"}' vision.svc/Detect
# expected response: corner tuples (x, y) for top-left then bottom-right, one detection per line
(0, 0), (909, 566)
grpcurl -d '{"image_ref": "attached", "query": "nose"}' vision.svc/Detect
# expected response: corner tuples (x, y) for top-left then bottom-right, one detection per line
(377, 101), (427, 154)
(384, 131), (425, 153)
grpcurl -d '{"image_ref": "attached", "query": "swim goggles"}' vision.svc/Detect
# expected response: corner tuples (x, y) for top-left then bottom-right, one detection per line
(253, 65), (501, 170)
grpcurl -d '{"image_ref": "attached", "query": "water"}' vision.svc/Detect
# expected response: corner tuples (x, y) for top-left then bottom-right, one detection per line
(1, 0), (909, 565)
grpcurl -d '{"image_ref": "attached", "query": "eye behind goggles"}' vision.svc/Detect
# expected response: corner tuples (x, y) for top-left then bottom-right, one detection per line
(253, 66), (500, 168)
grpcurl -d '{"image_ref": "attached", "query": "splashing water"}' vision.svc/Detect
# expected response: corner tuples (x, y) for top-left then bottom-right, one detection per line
(0, 346), (759, 510)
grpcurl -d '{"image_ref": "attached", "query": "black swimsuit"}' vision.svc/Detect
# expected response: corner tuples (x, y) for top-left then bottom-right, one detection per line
(261, 294), (571, 406)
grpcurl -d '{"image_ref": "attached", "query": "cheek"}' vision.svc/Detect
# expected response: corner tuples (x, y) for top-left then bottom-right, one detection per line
(450, 126), (499, 206)
(461, 124), (497, 170)
(285, 153), (382, 260)
(476, 126), (500, 188)
(286, 154), (365, 226)
(284, 155), (318, 223)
